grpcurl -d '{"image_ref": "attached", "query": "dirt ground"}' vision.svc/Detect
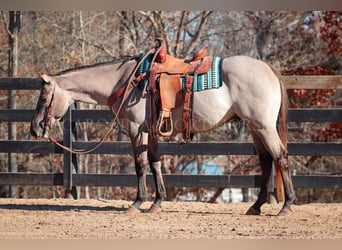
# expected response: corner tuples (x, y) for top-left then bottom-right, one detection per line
(0, 198), (341, 239)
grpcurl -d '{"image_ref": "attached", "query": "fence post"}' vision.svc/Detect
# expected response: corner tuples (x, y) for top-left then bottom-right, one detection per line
(63, 103), (79, 199)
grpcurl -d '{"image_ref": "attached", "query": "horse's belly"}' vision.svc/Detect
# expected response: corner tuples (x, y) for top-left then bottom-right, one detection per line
(171, 88), (234, 133)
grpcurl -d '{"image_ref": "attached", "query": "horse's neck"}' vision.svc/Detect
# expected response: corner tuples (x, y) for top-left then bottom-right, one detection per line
(56, 60), (136, 106)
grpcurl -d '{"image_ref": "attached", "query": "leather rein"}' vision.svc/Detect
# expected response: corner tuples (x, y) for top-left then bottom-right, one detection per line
(47, 49), (154, 155)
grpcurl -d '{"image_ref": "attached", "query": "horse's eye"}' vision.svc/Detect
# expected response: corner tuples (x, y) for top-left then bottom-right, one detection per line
(42, 81), (50, 86)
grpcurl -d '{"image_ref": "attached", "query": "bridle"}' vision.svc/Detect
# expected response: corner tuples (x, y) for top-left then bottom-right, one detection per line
(46, 48), (155, 155)
(42, 82), (56, 136)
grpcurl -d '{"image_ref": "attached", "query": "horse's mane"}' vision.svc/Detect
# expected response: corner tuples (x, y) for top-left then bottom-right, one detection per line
(54, 55), (141, 76)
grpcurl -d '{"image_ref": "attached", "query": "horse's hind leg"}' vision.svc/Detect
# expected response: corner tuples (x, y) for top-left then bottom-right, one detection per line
(249, 127), (296, 216)
(246, 132), (273, 215)
(147, 135), (167, 213)
(275, 152), (296, 216)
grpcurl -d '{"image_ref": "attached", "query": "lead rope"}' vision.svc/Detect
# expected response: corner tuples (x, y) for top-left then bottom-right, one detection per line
(48, 49), (155, 155)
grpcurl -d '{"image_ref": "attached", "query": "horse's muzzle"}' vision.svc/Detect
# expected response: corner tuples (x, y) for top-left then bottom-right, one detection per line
(30, 126), (38, 138)
(30, 118), (44, 138)
(30, 122), (39, 138)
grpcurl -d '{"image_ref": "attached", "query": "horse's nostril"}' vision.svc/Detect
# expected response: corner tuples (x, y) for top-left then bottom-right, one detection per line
(39, 120), (45, 130)
(30, 126), (38, 137)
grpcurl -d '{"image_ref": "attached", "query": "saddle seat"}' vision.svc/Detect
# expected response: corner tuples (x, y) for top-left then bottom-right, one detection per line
(149, 41), (212, 139)
(151, 45), (211, 75)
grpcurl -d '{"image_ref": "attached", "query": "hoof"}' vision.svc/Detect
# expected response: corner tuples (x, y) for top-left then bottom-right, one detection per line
(277, 207), (292, 216)
(148, 204), (162, 213)
(126, 206), (140, 215)
(245, 206), (261, 215)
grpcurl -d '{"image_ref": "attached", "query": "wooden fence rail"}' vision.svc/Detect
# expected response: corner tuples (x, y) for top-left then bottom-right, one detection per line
(0, 77), (341, 199)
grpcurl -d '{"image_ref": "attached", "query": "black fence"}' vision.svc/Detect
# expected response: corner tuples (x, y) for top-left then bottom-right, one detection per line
(0, 77), (341, 199)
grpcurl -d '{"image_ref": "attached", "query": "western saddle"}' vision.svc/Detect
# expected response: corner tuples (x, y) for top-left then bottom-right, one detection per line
(145, 38), (211, 141)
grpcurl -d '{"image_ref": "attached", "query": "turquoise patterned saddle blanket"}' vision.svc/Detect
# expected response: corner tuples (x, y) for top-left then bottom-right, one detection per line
(137, 53), (223, 92)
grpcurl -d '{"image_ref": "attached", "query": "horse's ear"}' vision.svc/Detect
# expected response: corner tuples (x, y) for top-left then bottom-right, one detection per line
(40, 73), (53, 85)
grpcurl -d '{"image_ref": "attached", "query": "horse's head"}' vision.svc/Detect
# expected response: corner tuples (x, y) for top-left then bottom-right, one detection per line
(30, 73), (70, 138)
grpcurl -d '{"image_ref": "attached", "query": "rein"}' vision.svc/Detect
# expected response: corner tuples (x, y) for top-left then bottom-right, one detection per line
(47, 48), (154, 155)
(44, 83), (57, 132)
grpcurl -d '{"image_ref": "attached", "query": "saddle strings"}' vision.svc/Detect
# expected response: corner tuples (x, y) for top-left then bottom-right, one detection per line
(49, 48), (155, 155)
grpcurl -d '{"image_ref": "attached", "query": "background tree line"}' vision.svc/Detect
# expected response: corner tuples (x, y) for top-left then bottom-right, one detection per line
(0, 11), (341, 202)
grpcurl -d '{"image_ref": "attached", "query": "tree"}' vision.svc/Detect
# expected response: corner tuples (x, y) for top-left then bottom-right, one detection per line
(0, 11), (21, 198)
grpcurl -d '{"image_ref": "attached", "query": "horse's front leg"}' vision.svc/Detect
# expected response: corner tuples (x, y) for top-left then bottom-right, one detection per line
(126, 132), (149, 214)
(147, 135), (166, 213)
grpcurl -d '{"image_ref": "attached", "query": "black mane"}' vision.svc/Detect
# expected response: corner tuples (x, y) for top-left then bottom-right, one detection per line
(54, 55), (140, 76)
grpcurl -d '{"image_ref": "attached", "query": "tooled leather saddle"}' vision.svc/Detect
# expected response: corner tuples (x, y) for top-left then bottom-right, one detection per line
(140, 39), (212, 141)
(149, 39), (212, 140)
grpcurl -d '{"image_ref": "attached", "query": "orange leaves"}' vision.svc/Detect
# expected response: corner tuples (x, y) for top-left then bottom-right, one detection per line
(312, 122), (342, 142)
(319, 11), (342, 55)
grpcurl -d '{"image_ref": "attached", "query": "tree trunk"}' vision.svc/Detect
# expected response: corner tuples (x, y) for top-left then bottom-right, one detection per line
(119, 11), (127, 57)
(6, 11), (21, 198)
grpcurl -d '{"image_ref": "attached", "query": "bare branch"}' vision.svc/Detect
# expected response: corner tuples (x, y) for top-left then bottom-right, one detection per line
(42, 16), (115, 57)
(83, 12), (105, 28)
(154, 11), (172, 55)
(184, 12), (204, 25)
(185, 11), (213, 56)
(138, 11), (159, 32)
(1, 11), (14, 38)
(173, 11), (187, 56)
(137, 11), (172, 54)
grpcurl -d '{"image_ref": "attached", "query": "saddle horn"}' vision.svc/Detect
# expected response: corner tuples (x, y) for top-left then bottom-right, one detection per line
(155, 38), (167, 63)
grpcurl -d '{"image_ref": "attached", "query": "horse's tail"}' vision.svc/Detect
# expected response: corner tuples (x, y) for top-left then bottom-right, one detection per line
(267, 63), (288, 202)
(270, 64), (288, 151)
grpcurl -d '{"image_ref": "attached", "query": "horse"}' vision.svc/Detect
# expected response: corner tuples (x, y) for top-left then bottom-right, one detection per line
(30, 52), (296, 216)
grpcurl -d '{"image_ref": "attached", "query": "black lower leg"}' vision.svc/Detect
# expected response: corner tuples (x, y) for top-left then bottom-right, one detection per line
(132, 159), (149, 209)
(249, 154), (272, 214)
(276, 153), (296, 215)
(150, 161), (166, 207)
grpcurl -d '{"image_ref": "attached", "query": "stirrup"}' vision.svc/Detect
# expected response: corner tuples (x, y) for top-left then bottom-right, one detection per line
(157, 109), (173, 137)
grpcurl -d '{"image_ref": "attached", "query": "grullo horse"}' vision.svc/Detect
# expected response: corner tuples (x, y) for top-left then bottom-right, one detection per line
(31, 52), (295, 216)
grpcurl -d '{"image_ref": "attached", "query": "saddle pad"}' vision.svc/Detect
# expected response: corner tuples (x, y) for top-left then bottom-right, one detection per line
(136, 53), (153, 88)
(138, 53), (154, 76)
(181, 57), (223, 92)
(136, 53), (222, 92)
